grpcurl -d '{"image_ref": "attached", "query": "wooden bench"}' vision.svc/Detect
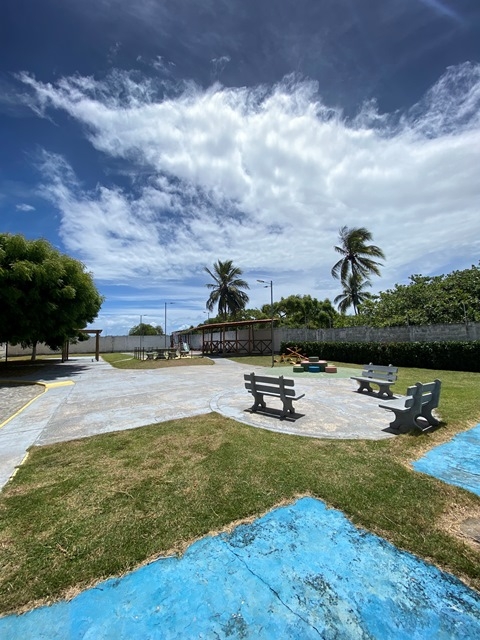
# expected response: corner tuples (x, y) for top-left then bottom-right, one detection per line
(351, 363), (398, 398)
(244, 372), (305, 418)
(379, 379), (441, 432)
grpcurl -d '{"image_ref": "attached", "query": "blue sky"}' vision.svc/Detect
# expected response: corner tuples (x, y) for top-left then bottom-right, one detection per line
(1, 0), (480, 335)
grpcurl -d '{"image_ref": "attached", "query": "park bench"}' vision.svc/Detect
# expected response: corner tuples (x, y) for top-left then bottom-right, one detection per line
(244, 372), (305, 418)
(351, 363), (398, 398)
(379, 379), (441, 432)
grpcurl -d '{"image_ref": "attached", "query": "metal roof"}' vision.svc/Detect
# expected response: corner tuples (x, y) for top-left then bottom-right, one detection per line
(195, 318), (274, 331)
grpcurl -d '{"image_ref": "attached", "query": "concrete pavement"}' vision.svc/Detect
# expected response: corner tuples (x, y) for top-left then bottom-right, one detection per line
(0, 356), (394, 489)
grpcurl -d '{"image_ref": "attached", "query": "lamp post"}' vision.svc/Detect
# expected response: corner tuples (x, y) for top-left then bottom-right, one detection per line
(139, 314), (146, 352)
(257, 279), (274, 367)
(164, 302), (173, 348)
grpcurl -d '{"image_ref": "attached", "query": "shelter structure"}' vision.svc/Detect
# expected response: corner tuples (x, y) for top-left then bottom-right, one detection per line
(196, 319), (275, 356)
(62, 329), (103, 362)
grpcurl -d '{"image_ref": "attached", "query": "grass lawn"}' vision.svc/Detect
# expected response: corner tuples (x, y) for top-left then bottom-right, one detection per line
(101, 352), (214, 369)
(0, 357), (479, 615)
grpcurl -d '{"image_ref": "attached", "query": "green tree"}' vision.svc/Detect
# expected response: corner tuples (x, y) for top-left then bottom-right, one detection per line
(334, 273), (372, 315)
(0, 234), (103, 360)
(204, 260), (250, 320)
(331, 226), (385, 283)
(265, 294), (337, 328)
(129, 323), (164, 336)
(360, 264), (480, 327)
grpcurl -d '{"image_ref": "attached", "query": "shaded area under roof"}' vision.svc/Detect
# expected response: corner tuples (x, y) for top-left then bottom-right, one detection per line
(190, 318), (275, 356)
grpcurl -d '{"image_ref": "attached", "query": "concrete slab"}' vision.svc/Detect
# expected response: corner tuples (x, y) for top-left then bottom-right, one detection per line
(0, 357), (394, 490)
(413, 423), (480, 496)
(1, 497), (479, 639)
(211, 377), (391, 439)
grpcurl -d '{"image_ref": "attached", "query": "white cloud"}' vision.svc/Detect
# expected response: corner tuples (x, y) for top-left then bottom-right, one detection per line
(15, 203), (35, 212)
(20, 63), (480, 311)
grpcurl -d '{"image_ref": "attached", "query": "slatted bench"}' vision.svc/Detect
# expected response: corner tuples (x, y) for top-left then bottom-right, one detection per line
(244, 372), (305, 418)
(351, 363), (398, 398)
(379, 379), (441, 432)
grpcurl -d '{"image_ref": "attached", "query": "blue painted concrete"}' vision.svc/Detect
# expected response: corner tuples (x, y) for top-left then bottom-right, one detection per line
(1, 497), (479, 639)
(413, 423), (480, 496)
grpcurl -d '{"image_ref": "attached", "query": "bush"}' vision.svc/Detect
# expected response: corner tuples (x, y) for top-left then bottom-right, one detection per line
(279, 340), (480, 372)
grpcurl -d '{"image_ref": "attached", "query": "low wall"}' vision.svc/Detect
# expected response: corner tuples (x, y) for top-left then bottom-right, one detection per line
(279, 322), (479, 346)
(6, 335), (171, 357)
(4, 321), (479, 358)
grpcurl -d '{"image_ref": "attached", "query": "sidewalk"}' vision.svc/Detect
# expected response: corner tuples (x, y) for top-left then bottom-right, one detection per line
(0, 356), (393, 489)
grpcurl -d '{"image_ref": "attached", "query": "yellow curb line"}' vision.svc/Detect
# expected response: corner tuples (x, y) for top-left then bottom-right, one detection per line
(44, 381), (75, 389)
(9, 452), (30, 482)
(0, 380), (75, 430)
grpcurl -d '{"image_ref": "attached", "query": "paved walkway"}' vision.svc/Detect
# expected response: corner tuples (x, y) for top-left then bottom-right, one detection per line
(0, 356), (394, 489)
(2, 358), (480, 638)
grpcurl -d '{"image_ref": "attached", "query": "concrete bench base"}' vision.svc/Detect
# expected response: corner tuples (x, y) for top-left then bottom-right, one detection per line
(351, 364), (398, 398)
(244, 372), (305, 418)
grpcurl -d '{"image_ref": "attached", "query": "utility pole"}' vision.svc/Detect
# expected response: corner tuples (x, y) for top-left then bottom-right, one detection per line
(257, 279), (274, 367)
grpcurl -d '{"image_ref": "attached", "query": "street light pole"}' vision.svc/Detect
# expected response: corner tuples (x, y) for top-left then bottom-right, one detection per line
(164, 302), (173, 348)
(257, 279), (274, 367)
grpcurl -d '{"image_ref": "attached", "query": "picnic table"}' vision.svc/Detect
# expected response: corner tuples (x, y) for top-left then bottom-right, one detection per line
(144, 349), (178, 360)
(156, 348), (178, 359)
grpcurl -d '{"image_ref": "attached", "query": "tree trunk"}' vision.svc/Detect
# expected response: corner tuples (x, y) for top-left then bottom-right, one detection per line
(31, 342), (37, 362)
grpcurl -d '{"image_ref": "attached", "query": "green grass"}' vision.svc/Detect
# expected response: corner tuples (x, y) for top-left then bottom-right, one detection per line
(101, 352), (214, 369)
(0, 358), (479, 615)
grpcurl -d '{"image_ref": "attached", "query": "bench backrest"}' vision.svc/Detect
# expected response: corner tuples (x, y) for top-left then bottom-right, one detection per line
(361, 363), (398, 381)
(415, 379), (441, 406)
(244, 372), (297, 397)
(406, 379), (441, 409)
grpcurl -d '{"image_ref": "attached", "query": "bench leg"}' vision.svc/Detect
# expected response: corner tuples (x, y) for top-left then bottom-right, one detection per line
(421, 405), (439, 426)
(281, 397), (295, 418)
(356, 381), (373, 394)
(387, 410), (422, 432)
(378, 384), (394, 398)
(250, 393), (266, 413)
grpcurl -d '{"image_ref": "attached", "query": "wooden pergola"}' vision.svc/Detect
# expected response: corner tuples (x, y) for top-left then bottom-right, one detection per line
(197, 319), (275, 356)
(62, 329), (103, 362)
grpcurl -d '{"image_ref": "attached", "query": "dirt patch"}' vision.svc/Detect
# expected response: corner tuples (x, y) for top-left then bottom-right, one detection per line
(0, 382), (44, 424)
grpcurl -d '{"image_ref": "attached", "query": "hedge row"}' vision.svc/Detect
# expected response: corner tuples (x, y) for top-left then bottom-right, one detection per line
(279, 340), (480, 373)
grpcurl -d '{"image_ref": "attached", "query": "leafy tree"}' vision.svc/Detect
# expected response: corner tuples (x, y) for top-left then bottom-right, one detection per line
(265, 294), (337, 328)
(129, 323), (164, 336)
(331, 226), (385, 283)
(0, 234), (103, 360)
(223, 308), (268, 322)
(204, 260), (250, 320)
(360, 264), (480, 327)
(334, 274), (372, 315)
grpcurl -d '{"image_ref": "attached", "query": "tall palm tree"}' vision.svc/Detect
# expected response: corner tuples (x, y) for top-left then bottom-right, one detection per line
(334, 273), (372, 315)
(204, 260), (250, 319)
(331, 226), (385, 283)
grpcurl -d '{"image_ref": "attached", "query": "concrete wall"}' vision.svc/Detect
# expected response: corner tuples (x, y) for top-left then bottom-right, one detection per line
(6, 334), (171, 357)
(4, 321), (479, 358)
(279, 321), (479, 346)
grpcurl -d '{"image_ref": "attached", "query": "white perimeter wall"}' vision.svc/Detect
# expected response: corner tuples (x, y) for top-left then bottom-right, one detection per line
(3, 321), (479, 357)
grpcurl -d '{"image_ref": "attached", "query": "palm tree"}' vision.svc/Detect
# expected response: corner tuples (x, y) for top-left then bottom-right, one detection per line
(334, 273), (372, 315)
(204, 260), (250, 319)
(331, 226), (385, 283)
